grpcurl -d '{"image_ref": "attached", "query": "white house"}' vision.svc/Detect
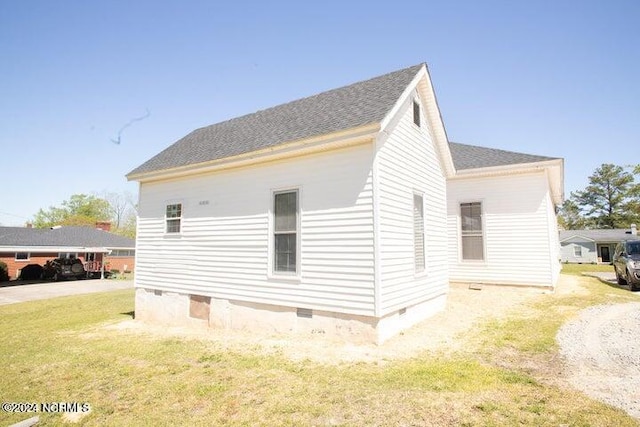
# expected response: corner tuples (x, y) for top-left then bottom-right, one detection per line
(127, 63), (564, 344)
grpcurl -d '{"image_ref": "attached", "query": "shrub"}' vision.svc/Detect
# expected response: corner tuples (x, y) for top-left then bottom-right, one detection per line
(0, 261), (9, 282)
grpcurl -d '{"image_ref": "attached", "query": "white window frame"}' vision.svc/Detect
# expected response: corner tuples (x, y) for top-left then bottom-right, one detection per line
(15, 252), (30, 261)
(165, 203), (183, 234)
(413, 192), (426, 274)
(111, 249), (135, 257)
(460, 201), (485, 262)
(269, 187), (301, 280)
(58, 252), (78, 259)
(574, 245), (582, 257)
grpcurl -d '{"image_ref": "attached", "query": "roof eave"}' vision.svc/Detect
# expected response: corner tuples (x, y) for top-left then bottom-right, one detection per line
(127, 123), (380, 183)
(451, 158), (565, 205)
(0, 246), (112, 253)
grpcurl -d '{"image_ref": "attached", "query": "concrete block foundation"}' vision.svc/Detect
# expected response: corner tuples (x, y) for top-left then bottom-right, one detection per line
(134, 288), (447, 345)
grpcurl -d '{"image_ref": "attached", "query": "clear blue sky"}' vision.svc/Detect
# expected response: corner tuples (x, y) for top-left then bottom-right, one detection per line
(1, 0), (638, 226)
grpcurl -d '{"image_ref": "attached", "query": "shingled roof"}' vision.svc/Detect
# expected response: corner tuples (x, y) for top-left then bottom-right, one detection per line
(128, 64), (424, 176)
(448, 141), (558, 170)
(560, 229), (638, 243)
(0, 226), (135, 249)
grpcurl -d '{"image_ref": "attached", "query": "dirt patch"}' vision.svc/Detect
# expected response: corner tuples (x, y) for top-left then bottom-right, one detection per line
(106, 281), (563, 364)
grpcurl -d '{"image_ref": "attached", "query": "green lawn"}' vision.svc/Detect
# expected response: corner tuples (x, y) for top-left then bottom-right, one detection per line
(561, 262), (614, 276)
(1, 277), (638, 426)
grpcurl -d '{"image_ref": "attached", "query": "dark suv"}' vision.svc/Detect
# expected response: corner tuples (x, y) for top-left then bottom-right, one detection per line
(42, 258), (86, 281)
(613, 240), (640, 291)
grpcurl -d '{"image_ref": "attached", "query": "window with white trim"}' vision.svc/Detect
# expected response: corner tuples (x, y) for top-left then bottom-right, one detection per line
(273, 190), (298, 274)
(110, 249), (135, 257)
(166, 203), (182, 233)
(59, 252), (77, 259)
(460, 202), (484, 261)
(413, 193), (425, 272)
(574, 245), (582, 257)
(15, 252), (30, 261)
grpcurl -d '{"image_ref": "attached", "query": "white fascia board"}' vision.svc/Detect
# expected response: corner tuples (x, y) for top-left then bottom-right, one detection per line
(560, 235), (595, 243)
(128, 124), (380, 183)
(0, 246), (110, 253)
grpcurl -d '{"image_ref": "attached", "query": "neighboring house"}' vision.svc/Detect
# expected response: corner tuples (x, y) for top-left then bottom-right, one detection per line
(560, 225), (638, 264)
(0, 222), (136, 280)
(127, 63), (564, 344)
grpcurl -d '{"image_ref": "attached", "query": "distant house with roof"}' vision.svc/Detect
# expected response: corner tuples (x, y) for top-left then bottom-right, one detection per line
(126, 63), (564, 343)
(0, 222), (135, 280)
(560, 225), (638, 264)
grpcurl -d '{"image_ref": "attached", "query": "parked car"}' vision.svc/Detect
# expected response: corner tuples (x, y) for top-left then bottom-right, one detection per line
(613, 240), (640, 291)
(42, 258), (86, 281)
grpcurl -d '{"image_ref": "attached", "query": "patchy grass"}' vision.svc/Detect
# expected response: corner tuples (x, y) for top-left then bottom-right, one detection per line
(1, 283), (639, 426)
(561, 262), (614, 276)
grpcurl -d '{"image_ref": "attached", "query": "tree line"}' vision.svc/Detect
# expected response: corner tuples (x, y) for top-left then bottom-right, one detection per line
(559, 163), (640, 230)
(32, 192), (137, 238)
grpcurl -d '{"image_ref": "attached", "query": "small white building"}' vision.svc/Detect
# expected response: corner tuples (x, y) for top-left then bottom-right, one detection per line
(127, 63), (564, 344)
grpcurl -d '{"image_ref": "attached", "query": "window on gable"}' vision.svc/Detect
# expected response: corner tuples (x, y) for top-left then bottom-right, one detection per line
(414, 193), (425, 272)
(413, 100), (421, 127)
(166, 203), (182, 233)
(574, 245), (582, 257)
(461, 202), (484, 261)
(15, 252), (30, 261)
(273, 190), (298, 274)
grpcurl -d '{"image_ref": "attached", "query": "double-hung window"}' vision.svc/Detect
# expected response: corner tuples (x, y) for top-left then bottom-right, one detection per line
(460, 202), (484, 261)
(15, 252), (29, 261)
(413, 193), (425, 272)
(273, 190), (298, 274)
(166, 203), (182, 233)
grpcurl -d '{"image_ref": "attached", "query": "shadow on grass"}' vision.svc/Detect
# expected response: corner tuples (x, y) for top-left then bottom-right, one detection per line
(581, 273), (637, 293)
(121, 311), (135, 319)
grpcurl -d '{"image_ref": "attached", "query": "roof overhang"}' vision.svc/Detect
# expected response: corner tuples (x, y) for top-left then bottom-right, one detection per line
(0, 246), (112, 254)
(127, 123), (380, 184)
(559, 235), (596, 243)
(449, 158), (565, 205)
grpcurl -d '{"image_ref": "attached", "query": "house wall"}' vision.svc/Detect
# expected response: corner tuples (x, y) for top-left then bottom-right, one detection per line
(0, 252), (58, 280)
(135, 143), (376, 317)
(560, 238), (598, 263)
(104, 255), (135, 273)
(447, 171), (560, 287)
(375, 91), (448, 322)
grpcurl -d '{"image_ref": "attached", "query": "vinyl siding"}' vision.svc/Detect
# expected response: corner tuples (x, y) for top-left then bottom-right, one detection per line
(447, 172), (558, 286)
(560, 238), (598, 263)
(375, 93), (449, 315)
(135, 144), (376, 315)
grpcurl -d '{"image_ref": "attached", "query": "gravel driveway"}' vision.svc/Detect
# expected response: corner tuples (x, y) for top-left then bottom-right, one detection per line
(557, 302), (640, 418)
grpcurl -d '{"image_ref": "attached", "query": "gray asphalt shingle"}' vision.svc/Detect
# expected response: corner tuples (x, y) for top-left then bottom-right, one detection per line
(560, 229), (638, 243)
(128, 64), (424, 176)
(0, 226), (135, 248)
(449, 141), (558, 170)
(128, 64), (560, 177)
